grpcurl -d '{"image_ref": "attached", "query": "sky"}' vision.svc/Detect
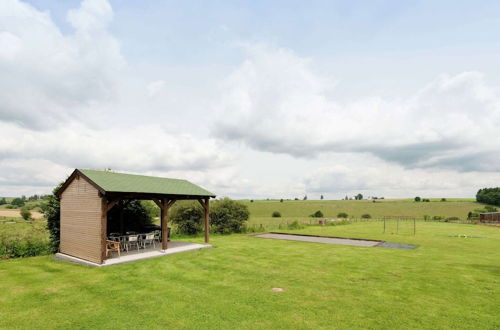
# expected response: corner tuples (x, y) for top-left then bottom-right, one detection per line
(1, 0), (500, 199)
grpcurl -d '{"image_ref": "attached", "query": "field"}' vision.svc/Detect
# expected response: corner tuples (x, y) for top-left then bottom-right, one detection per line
(0, 221), (499, 329)
(243, 199), (485, 226)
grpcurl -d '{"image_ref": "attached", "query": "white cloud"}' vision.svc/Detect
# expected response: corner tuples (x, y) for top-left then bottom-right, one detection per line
(302, 153), (500, 198)
(0, 0), (123, 128)
(213, 44), (500, 172)
(147, 80), (166, 97)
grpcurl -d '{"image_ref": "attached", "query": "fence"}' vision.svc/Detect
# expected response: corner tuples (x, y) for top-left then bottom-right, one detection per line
(245, 216), (475, 233)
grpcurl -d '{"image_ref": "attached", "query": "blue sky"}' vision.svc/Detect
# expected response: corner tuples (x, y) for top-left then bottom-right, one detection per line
(1, 0), (500, 198)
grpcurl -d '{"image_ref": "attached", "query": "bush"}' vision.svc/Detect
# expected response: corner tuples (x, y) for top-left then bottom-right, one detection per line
(272, 211), (281, 217)
(20, 208), (32, 221)
(422, 199), (430, 202)
(41, 182), (63, 253)
(5, 204), (14, 209)
(423, 215), (431, 220)
(287, 220), (304, 230)
(280, 199), (283, 203)
(107, 200), (153, 233)
(210, 198), (249, 234)
(361, 214), (371, 219)
(11, 198), (25, 207)
(170, 201), (204, 235)
(441, 198), (447, 202)
(445, 216), (459, 222)
(337, 212), (348, 218)
(485, 205), (498, 212)
(310, 210), (323, 218)
(0, 197), (6, 205)
(0, 240), (52, 259)
(467, 212), (479, 219)
(432, 215), (444, 220)
(414, 196), (421, 202)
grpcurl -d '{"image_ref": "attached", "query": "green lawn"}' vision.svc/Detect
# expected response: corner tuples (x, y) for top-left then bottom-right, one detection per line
(243, 199), (486, 226)
(0, 222), (498, 329)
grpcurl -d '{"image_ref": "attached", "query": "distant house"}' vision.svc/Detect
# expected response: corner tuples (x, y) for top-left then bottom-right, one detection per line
(55, 169), (215, 265)
(479, 212), (500, 224)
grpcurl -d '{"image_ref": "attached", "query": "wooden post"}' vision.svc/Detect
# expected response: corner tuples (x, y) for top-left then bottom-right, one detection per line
(161, 200), (168, 250)
(204, 198), (209, 243)
(198, 198), (209, 243)
(159, 199), (176, 250)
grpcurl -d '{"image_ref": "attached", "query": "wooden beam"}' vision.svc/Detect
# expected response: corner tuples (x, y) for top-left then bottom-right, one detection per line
(152, 198), (163, 210)
(106, 199), (120, 212)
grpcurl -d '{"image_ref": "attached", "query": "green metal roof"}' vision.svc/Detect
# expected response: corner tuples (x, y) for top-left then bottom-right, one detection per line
(78, 169), (215, 197)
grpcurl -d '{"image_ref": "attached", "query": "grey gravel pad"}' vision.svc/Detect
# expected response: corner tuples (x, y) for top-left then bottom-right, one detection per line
(254, 233), (381, 247)
(375, 242), (418, 249)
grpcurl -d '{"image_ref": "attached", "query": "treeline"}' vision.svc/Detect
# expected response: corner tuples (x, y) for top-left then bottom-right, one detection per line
(476, 188), (500, 207)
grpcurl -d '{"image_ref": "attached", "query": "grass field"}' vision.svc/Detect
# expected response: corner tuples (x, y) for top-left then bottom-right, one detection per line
(242, 199), (486, 226)
(0, 221), (498, 329)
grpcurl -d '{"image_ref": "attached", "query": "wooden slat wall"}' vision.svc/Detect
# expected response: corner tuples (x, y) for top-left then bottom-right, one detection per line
(60, 176), (103, 264)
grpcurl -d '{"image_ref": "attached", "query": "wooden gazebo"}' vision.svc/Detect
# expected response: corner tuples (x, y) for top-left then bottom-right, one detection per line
(56, 169), (216, 264)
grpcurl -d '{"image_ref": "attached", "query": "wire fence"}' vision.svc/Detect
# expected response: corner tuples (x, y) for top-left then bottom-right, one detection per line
(245, 216), (476, 233)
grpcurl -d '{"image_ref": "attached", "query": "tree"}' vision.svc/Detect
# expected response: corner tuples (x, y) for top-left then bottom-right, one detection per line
(414, 196), (421, 202)
(272, 211), (281, 217)
(476, 187), (500, 206)
(107, 200), (153, 234)
(280, 199), (283, 203)
(210, 198), (249, 234)
(355, 193), (363, 200)
(320, 195), (324, 200)
(170, 201), (204, 235)
(11, 197), (25, 207)
(337, 212), (348, 218)
(0, 197), (6, 205)
(361, 214), (371, 219)
(441, 198), (447, 202)
(41, 182), (63, 253)
(303, 195), (308, 200)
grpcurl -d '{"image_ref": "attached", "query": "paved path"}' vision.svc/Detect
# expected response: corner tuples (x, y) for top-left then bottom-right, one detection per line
(254, 233), (381, 247)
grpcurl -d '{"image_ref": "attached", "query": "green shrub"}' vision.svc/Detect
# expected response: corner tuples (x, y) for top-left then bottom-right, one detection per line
(337, 212), (348, 218)
(11, 198), (25, 207)
(287, 220), (304, 230)
(5, 204), (14, 209)
(423, 215), (431, 220)
(41, 183), (63, 253)
(310, 210), (323, 218)
(432, 215), (444, 220)
(414, 196), (421, 202)
(210, 198), (249, 234)
(445, 217), (459, 222)
(170, 201), (204, 235)
(272, 211), (281, 217)
(441, 198), (447, 202)
(361, 214), (371, 219)
(0, 198), (6, 205)
(20, 208), (32, 221)
(484, 205), (498, 212)
(0, 240), (52, 259)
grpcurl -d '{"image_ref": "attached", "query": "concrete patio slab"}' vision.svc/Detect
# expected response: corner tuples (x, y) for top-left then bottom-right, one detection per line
(55, 241), (212, 267)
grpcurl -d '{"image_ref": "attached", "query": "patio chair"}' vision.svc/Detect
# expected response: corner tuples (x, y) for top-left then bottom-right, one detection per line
(153, 231), (161, 244)
(141, 233), (156, 249)
(106, 240), (120, 257)
(125, 235), (140, 251)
